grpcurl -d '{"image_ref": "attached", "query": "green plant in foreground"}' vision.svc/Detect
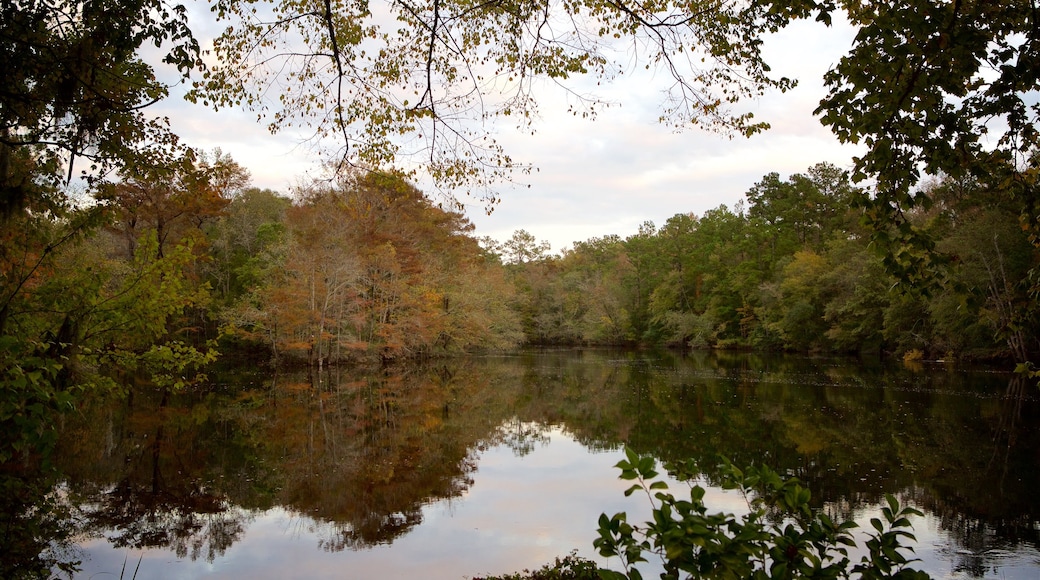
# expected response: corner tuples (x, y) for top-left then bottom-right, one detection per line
(593, 448), (931, 580)
(473, 552), (601, 580)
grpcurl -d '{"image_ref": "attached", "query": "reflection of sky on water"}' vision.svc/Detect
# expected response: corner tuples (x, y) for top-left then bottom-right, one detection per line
(72, 425), (639, 579)
(914, 513), (1040, 580)
(69, 424), (1036, 579)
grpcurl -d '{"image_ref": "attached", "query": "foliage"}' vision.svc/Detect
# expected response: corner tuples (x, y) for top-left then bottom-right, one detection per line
(810, 0), (1040, 286)
(190, 0), (793, 203)
(594, 448), (931, 580)
(0, 189), (225, 480)
(99, 150), (243, 260)
(236, 170), (522, 362)
(6, 0), (1038, 366)
(474, 552), (602, 580)
(0, 340), (75, 465)
(6, 0), (1039, 355)
(502, 163), (1039, 363)
(203, 187), (291, 306)
(138, 340), (220, 391)
(0, 0), (202, 212)
(504, 230), (553, 265)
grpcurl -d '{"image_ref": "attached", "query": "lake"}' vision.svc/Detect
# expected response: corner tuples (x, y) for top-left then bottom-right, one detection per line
(22, 349), (1040, 578)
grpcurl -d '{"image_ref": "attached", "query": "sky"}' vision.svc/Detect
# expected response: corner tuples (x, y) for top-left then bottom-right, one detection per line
(149, 10), (864, 254)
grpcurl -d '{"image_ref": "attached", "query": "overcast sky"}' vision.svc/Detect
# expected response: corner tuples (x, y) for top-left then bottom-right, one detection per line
(151, 12), (863, 254)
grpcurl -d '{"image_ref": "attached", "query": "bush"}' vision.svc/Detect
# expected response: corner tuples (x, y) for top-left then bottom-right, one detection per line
(473, 552), (600, 580)
(479, 450), (931, 580)
(594, 449), (932, 580)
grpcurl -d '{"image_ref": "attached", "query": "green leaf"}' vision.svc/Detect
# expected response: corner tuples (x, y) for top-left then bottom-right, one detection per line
(871, 518), (885, 533)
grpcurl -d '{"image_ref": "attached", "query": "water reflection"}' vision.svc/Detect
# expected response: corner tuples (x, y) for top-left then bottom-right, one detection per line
(12, 351), (1040, 578)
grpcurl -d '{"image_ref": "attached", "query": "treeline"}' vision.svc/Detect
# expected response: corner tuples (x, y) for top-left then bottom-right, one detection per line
(490, 162), (1040, 362)
(5, 154), (1038, 406)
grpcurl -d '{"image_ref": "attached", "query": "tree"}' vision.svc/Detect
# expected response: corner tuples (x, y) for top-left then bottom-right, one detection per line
(99, 152), (242, 259)
(191, 0), (1040, 367)
(619, 221), (665, 342)
(7, 0), (1039, 371)
(248, 170), (521, 362)
(204, 187), (291, 304)
(746, 163), (859, 256)
(812, 0), (1040, 255)
(819, 238), (890, 353)
(503, 230), (551, 265)
(0, 0), (202, 213)
(191, 0), (793, 203)
(10, 0), (1036, 294)
(764, 250), (830, 351)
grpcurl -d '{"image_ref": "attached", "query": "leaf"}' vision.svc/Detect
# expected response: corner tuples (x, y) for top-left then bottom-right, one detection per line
(886, 494), (900, 516)
(871, 518), (885, 534)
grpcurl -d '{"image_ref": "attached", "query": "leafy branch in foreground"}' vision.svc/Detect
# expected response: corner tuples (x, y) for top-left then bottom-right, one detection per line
(594, 448), (931, 580)
(473, 552), (601, 580)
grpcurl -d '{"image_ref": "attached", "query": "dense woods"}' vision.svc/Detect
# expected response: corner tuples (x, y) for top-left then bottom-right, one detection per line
(6, 156), (1035, 391)
(490, 163), (1040, 362)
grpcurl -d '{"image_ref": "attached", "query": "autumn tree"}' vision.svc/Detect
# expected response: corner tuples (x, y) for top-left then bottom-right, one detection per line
(246, 171), (521, 363)
(99, 151), (246, 259)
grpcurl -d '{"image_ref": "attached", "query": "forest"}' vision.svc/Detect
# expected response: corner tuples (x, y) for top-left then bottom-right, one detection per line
(493, 162), (1040, 361)
(5, 153), (1036, 381)
(4, 0), (1040, 421)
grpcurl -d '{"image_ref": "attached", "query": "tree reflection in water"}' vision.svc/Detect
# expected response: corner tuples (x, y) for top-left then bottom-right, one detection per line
(8, 351), (1039, 578)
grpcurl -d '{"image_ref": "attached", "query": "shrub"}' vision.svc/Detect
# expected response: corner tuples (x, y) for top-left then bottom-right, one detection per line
(473, 552), (600, 580)
(593, 449), (931, 580)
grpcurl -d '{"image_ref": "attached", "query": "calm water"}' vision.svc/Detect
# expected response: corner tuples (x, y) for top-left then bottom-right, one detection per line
(25, 350), (1040, 578)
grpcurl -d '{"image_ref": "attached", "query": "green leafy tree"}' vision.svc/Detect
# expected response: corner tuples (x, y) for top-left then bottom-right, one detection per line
(811, 0), (1040, 283)
(933, 203), (1039, 360)
(621, 222), (667, 342)
(763, 250), (830, 352)
(504, 230), (552, 265)
(0, 0), (202, 211)
(204, 187), (291, 304)
(564, 237), (631, 344)
(819, 238), (890, 354)
(746, 163), (859, 257)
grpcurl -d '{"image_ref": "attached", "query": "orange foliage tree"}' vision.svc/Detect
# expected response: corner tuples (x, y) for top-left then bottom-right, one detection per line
(246, 171), (521, 364)
(99, 151), (247, 260)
